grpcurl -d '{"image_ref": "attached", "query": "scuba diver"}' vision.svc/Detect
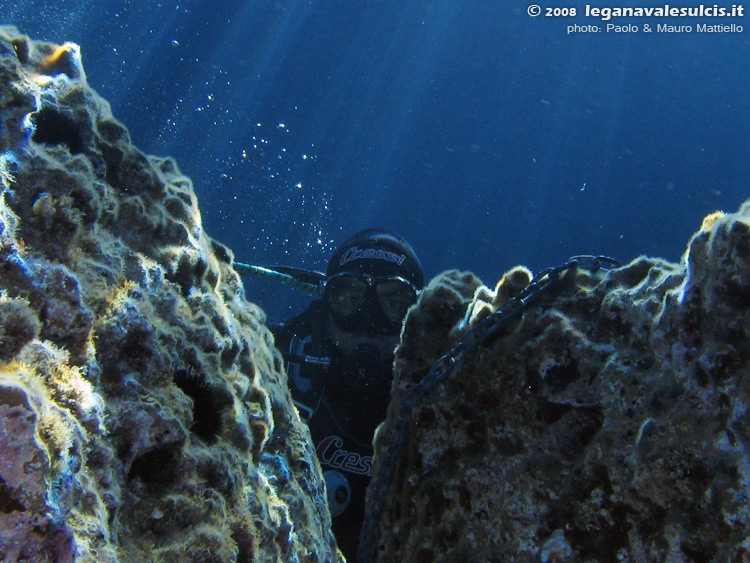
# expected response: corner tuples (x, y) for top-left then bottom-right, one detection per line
(269, 229), (424, 561)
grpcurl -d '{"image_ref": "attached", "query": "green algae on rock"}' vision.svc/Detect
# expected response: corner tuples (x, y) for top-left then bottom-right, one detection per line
(364, 206), (750, 562)
(0, 26), (340, 562)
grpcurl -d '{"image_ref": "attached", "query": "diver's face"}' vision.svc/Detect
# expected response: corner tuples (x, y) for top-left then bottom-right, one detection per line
(326, 314), (400, 359)
(323, 273), (419, 336)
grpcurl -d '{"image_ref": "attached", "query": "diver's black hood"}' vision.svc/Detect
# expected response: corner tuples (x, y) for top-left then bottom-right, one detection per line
(326, 229), (424, 288)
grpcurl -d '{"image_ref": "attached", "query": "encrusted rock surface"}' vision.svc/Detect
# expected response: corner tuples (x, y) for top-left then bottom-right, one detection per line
(364, 207), (750, 561)
(0, 26), (338, 563)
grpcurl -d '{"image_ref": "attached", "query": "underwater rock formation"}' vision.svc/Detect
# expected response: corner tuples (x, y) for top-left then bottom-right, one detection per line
(0, 26), (339, 562)
(364, 206), (750, 561)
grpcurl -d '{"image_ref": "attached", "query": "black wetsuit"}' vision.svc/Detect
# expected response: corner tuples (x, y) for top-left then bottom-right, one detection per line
(273, 301), (392, 562)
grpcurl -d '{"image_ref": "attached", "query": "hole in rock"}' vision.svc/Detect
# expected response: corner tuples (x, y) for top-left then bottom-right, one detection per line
(31, 107), (85, 154)
(128, 444), (182, 486)
(173, 368), (229, 444)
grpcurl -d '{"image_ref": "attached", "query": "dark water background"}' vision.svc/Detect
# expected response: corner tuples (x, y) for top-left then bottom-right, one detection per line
(3, 1), (749, 322)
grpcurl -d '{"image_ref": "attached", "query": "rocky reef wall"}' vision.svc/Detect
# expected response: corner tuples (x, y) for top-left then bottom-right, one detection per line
(0, 26), (338, 563)
(364, 206), (750, 561)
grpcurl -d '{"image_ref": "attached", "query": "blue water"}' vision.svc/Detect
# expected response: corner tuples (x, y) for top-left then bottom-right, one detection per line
(4, 2), (749, 321)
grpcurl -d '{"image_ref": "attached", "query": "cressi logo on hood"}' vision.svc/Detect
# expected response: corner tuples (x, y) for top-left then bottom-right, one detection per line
(339, 246), (406, 267)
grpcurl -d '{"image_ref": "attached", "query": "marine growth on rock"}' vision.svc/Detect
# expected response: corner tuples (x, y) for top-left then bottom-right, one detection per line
(0, 26), (340, 563)
(363, 207), (750, 561)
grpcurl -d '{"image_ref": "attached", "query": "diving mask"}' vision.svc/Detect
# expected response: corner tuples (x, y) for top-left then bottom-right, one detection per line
(323, 273), (420, 335)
